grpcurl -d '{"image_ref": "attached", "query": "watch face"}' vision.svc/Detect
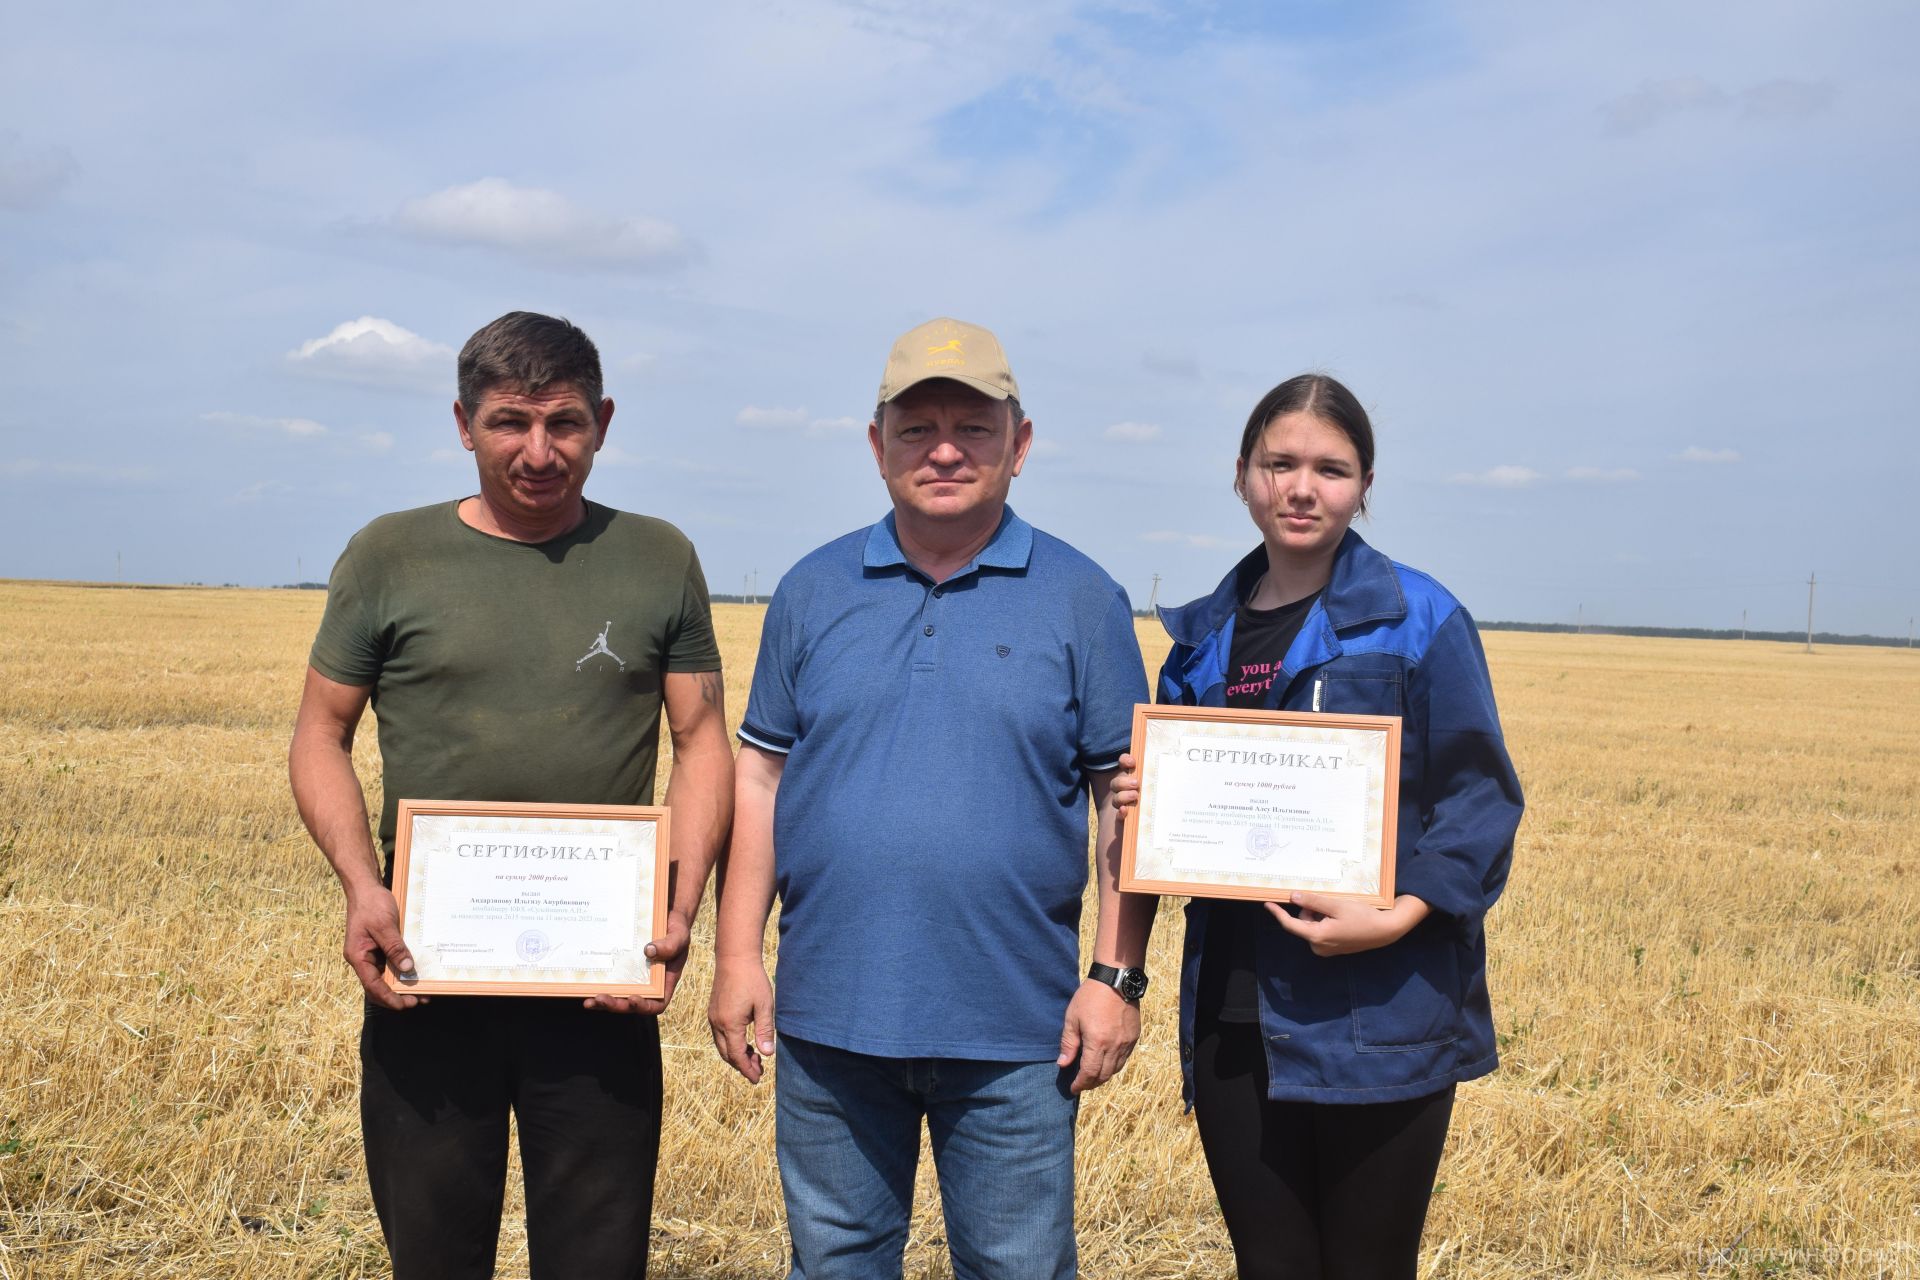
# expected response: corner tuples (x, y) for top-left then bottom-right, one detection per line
(1119, 970), (1149, 1001)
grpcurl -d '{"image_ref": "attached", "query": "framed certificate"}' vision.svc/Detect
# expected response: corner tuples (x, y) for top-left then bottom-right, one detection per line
(387, 799), (670, 998)
(1119, 706), (1401, 906)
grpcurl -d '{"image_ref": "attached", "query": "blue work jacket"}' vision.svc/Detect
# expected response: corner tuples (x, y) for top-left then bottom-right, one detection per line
(1158, 530), (1524, 1104)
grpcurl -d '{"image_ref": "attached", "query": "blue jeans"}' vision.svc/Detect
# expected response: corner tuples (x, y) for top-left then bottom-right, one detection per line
(775, 1034), (1078, 1280)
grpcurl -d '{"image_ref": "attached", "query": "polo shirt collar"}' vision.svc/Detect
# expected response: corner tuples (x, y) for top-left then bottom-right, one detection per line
(864, 507), (1034, 579)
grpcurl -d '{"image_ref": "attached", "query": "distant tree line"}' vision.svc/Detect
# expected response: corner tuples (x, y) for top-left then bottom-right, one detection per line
(1478, 620), (1913, 649)
(520, 593), (1920, 649)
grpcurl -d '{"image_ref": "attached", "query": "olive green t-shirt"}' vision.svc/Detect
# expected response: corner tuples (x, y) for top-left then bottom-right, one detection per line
(309, 500), (721, 877)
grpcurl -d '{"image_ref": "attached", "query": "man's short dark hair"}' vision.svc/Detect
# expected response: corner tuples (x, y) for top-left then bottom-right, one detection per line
(458, 312), (604, 416)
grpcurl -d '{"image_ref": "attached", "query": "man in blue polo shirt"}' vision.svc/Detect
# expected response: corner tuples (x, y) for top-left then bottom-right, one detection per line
(708, 317), (1153, 1279)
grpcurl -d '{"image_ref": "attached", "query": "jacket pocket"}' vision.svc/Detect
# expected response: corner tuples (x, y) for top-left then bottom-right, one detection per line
(1347, 930), (1461, 1051)
(1317, 670), (1405, 717)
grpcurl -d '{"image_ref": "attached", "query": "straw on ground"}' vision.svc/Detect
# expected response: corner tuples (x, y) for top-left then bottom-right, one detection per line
(0, 582), (1916, 1278)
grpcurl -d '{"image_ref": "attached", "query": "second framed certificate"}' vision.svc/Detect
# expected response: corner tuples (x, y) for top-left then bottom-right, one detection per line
(387, 799), (670, 998)
(1120, 705), (1401, 906)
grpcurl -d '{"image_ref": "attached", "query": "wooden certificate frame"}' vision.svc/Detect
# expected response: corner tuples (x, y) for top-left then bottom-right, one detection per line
(387, 799), (671, 998)
(1119, 705), (1401, 906)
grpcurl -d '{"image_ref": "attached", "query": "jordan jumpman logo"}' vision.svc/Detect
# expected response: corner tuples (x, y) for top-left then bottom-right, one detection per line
(576, 620), (626, 671)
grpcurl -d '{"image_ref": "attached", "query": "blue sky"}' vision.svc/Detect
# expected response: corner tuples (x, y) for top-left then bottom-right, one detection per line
(3, 1), (1915, 634)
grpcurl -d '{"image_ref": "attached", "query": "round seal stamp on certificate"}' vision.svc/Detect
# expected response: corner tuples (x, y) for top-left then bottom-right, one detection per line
(516, 929), (552, 964)
(1244, 827), (1279, 863)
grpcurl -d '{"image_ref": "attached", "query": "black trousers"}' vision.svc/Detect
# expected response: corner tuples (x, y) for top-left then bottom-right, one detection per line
(360, 997), (663, 1280)
(1191, 1017), (1455, 1280)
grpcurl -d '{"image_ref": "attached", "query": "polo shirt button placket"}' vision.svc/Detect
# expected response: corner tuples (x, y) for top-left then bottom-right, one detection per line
(913, 584), (942, 672)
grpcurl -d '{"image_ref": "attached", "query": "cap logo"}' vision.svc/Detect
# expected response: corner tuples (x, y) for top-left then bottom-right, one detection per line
(879, 317), (1017, 402)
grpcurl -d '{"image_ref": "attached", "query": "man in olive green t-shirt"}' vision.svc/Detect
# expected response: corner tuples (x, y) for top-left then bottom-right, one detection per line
(288, 311), (733, 1280)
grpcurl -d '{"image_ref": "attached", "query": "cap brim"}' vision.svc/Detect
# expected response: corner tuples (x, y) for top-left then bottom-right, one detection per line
(881, 373), (1012, 402)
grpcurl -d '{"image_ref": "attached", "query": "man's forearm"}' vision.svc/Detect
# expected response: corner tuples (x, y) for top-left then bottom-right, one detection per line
(289, 731), (383, 898)
(661, 728), (735, 927)
(1088, 773), (1153, 968)
(714, 748), (782, 963)
(712, 853), (775, 963)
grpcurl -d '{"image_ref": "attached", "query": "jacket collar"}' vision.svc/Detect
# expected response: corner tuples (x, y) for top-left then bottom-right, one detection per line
(1157, 528), (1406, 647)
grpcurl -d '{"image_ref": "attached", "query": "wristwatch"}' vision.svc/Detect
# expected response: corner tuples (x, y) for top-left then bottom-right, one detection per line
(1087, 962), (1149, 1004)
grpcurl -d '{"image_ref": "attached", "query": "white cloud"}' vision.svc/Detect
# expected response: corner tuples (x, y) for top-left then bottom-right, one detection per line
(1448, 465), (1542, 488)
(1565, 466), (1640, 483)
(1140, 352), (1200, 380)
(1142, 530), (1233, 550)
(1601, 77), (1835, 136)
(1740, 79), (1835, 122)
(1104, 421), (1162, 443)
(204, 412), (398, 458)
(736, 406), (865, 435)
(593, 443), (646, 467)
(736, 406), (810, 430)
(390, 178), (693, 272)
(232, 479), (295, 504)
(286, 316), (453, 392)
(1675, 446), (1740, 464)
(203, 411), (329, 439)
(0, 131), (76, 211)
(206, 412), (393, 458)
(1, 459), (156, 483)
(1601, 77), (1728, 136)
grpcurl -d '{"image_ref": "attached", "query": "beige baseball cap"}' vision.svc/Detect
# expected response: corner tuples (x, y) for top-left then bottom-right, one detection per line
(877, 317), (1020, 403)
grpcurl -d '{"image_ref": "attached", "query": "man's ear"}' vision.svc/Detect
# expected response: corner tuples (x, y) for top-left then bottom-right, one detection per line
(1009, 417), (1034, 478)
(595, 396), (615, 450)
(454, 399), (476, 452)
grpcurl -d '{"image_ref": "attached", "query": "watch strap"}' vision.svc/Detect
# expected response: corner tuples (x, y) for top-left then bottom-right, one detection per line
(1087, 962), (1148, 1003)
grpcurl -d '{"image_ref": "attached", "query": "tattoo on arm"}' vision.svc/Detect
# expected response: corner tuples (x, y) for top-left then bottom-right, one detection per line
(697, 669), (723, 709)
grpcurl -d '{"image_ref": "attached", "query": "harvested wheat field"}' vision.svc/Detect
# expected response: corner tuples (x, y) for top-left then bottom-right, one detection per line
(0, 579), (1916, 1279)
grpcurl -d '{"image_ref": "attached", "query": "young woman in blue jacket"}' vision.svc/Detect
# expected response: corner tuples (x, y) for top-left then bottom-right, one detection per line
(1113, 373), (1523, 1280)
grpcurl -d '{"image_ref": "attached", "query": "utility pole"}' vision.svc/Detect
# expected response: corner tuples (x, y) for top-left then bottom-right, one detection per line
(297, 555), (302, 584)
(1909, 616), (1914, 649)
(116, 551), (122, 583)
(1740, 608), (1747, 642)
(1576, 602), (1583, 634)
(1146, 574), (1161, 613)
(1804, 572), (1816, 654)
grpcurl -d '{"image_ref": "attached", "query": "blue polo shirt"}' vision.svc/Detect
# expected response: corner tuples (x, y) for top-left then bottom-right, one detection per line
(739, 508), (1147, 1060)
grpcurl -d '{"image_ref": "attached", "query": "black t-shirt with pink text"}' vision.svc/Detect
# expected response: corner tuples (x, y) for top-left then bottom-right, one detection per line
(1198, 589), (1322, 1023)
